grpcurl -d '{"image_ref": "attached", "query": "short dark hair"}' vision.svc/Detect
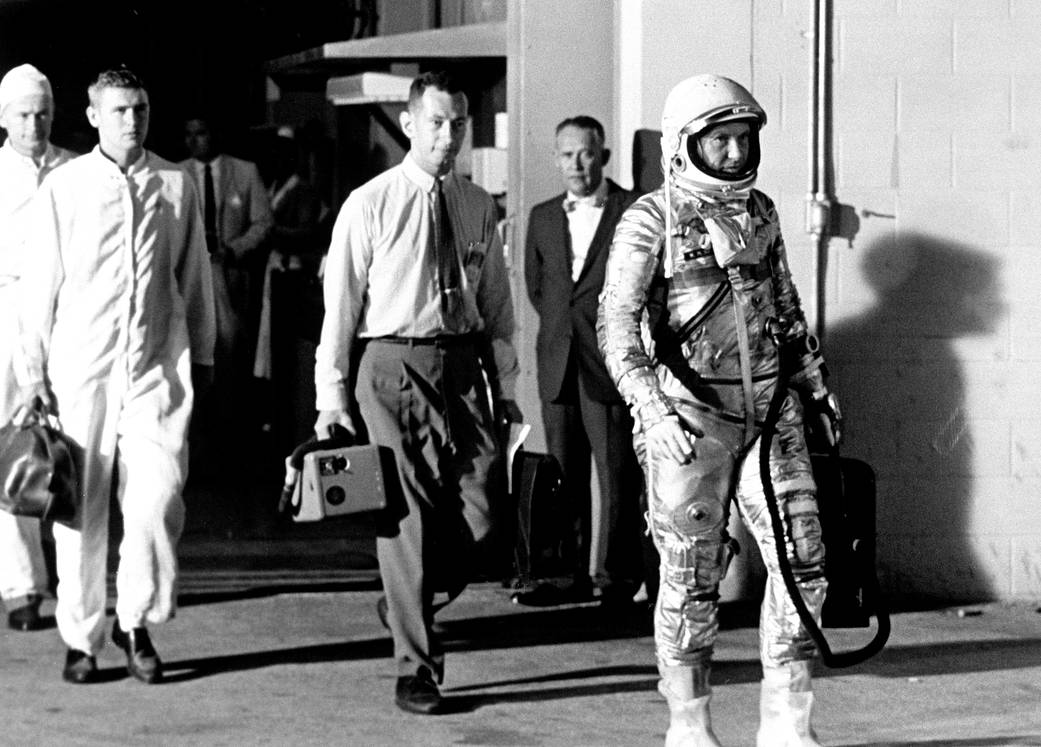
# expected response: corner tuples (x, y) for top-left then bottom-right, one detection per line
(555, 115), (605, 146)
(183, 115), (218, 137)
(408, 71), (464, 109)
(88, 67), (147, 106)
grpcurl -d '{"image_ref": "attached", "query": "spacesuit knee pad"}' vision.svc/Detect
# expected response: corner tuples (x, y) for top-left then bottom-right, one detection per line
(660, 535), (726, 591)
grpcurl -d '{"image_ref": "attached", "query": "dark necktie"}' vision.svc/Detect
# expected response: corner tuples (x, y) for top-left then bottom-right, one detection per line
(434, 179), (462, 330)
(203, 162), (218, 254)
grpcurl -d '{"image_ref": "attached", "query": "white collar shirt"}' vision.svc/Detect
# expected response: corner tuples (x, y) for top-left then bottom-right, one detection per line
(314, 152), (518, 411)
(563, 179), (608, 281)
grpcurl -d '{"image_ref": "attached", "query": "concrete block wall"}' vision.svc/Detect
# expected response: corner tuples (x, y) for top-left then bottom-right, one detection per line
(830, 0), (1040, 602)
(613, 0), (1041, 601)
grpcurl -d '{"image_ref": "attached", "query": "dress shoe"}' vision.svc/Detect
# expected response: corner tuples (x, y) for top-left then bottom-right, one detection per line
(395, 666), (443, 715)
(111, 619), (162, 683)
(597, 581), (640, 609)
(8, 597), (43, 631)
(62, 648), (99, 684)
(376, 595), (389, 630)
(511, 579), (595, 607)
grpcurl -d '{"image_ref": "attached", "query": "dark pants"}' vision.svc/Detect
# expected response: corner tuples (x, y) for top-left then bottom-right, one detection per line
(355, 337), (500, 682)
(541, 359), (644, 589)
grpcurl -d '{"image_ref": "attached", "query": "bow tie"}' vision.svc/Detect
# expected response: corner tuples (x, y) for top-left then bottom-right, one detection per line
(563, 195), (606, 212)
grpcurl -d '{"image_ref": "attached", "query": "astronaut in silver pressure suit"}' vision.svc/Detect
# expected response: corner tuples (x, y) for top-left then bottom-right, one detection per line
(597, 75), (842, 747)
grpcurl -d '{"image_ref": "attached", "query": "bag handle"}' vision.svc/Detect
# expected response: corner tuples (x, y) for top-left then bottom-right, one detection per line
(11, 396), (59, 430)
(277, 424), (355, 516)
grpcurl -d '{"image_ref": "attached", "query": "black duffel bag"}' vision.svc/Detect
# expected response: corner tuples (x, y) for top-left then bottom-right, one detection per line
(0, 398), (79, 528)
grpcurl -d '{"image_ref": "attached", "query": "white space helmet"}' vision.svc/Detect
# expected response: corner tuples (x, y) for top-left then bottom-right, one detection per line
(660, 74), (766, 193)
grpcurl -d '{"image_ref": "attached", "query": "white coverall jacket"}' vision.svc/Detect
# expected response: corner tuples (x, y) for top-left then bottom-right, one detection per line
(0, 140), (75, 607)
(17, 147), (215, 653)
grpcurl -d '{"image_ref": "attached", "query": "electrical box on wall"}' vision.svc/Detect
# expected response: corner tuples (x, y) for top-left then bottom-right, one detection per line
(471, 147), (507, 195)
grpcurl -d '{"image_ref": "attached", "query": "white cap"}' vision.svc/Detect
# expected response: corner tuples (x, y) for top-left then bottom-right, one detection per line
(0, 64), (53, 114)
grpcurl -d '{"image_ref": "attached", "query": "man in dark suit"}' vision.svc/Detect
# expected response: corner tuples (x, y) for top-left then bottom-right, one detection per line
(519, 115), (644, 606)
(181, 116), (273, 535)
(181, 116), (273, 375)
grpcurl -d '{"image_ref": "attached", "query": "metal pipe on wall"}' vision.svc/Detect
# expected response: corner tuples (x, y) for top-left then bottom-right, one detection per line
(806, 0), (833, 340)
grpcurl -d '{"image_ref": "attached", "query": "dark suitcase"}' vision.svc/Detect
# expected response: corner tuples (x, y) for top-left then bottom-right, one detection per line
(510, 450), (564, 586)
(811, 454), (878, 628)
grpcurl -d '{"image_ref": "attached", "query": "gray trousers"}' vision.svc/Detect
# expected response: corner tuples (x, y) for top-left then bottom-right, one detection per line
(355, 337), (500, 682)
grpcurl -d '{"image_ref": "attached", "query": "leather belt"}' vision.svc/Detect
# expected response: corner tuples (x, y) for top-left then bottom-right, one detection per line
(369, 334), (475, 348)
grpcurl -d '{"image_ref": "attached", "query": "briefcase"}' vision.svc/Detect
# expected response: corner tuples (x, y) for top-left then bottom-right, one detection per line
(510, 450), (564, 585)
(279, 429), (392, 522)
(811, 454), (878, 628)
(0, 399), (80, 528)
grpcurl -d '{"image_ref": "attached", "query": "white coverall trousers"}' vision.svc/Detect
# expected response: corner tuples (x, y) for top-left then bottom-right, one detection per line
(52, 361), (190, 655)
(0, 286), (48, 609)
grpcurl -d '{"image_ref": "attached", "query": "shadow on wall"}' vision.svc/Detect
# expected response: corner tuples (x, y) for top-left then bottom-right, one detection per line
(825, 232), (1004, 605)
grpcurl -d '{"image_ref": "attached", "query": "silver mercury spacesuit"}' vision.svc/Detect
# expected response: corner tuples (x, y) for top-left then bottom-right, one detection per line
(597, 75), (841, 747)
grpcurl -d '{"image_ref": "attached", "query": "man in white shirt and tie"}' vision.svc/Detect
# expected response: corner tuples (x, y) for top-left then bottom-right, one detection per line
(314, 71), (522, 715)
(520, 116), (646, 607)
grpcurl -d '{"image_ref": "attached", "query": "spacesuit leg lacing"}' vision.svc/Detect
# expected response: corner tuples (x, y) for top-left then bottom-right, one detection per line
(727, 268), (755, 435)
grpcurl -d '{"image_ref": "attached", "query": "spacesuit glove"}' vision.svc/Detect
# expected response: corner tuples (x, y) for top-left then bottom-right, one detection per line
(315, 409), (356, 440)
(646, 414), (700, 465)
(810, 389), (843, 449)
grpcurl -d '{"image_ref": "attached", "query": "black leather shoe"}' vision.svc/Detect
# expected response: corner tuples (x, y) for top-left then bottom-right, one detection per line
(597, 581), (639, 609)
(395, 667), (443, 715)
(376, 595), (389, 630)
(511, 579), (595, 607)
(111, 619), (162, 683)
(8, 597), (43, 631)
(62, 648), (99, 684)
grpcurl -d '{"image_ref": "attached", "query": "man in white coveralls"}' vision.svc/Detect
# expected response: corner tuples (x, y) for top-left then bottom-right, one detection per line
(17, 67), (215, 684)
(0, 63), (76, 633)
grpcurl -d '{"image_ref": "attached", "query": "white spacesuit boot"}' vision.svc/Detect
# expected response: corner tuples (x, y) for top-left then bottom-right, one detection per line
(755, 660), (821, 747)
(659, 664), (722, 747)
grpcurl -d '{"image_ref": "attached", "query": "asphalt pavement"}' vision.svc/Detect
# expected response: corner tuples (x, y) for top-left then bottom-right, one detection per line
(3, 516), (1041, 746)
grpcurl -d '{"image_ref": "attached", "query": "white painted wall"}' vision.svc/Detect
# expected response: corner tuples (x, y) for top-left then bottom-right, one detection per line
(604, 0), (1041, 601)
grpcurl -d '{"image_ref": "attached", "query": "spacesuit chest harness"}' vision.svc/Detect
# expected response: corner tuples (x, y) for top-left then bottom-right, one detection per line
(649, 190), (786, 434)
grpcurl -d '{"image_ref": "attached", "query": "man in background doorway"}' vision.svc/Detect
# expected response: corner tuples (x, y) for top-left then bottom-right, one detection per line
(181, 115), (272, 535)
(520, 115), (645, 607)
